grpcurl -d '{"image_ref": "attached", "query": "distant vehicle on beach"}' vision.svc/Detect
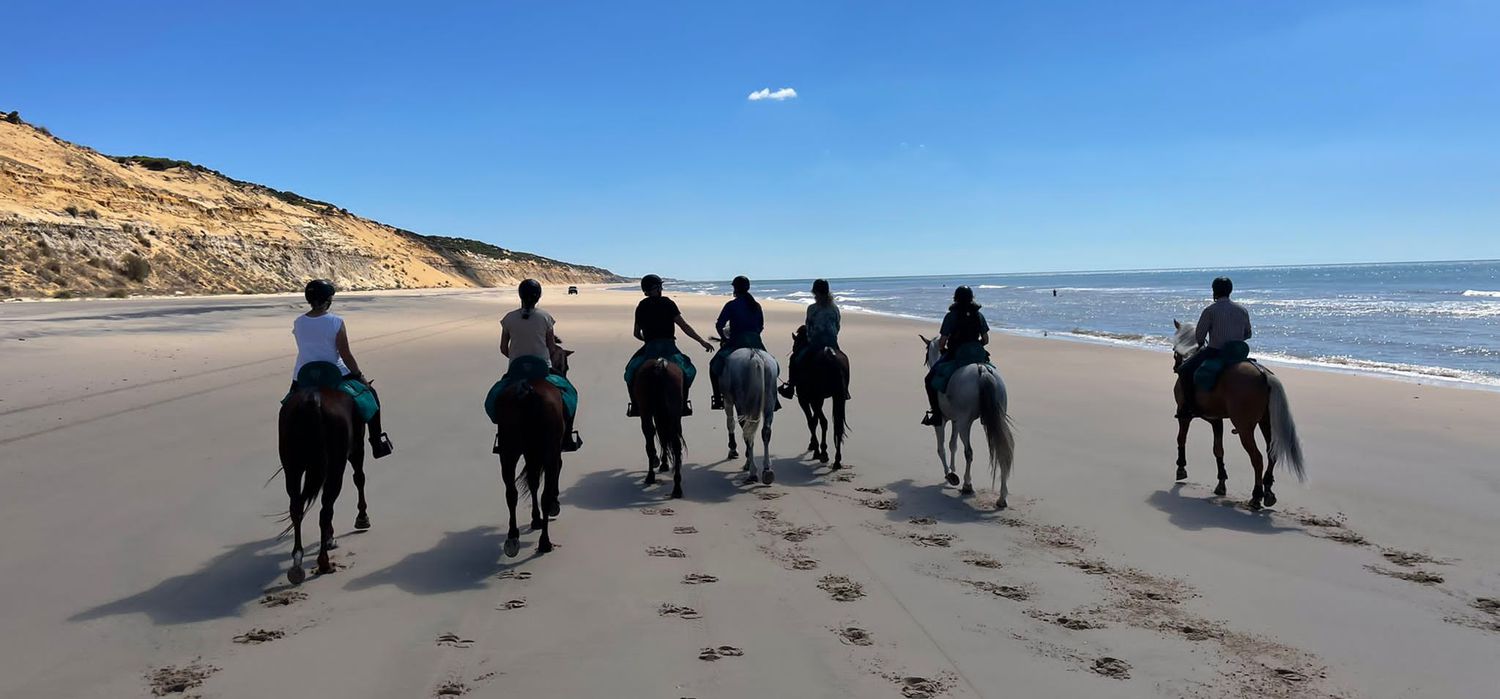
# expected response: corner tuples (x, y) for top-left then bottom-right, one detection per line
(567, 286), (579, 295)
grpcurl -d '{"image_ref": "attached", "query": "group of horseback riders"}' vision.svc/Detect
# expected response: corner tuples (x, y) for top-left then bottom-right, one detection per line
(286, 274), (1254, 459)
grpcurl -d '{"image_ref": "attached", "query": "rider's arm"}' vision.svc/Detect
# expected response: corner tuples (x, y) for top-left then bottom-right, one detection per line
(675, 315), (715, 351)
(545, 325), (559, 355)
(335, 323), (363, 377)
(500, 327), (512, 358)
(978, 330), (990, 346)
(937, 334), (950, 354)
(1244, 312), (1252, 341)
(633, 319), (646, 342)
(1194, 307), (1212, 347)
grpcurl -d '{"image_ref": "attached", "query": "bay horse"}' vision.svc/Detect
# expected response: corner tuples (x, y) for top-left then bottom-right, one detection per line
(277, 383), (371, 585)
(789, 331), (850, 469)
(632, 358), (687, 498)
(921, 336), (1016, 509)
(1172, 320), (1305, 510)
(492, 344), (573, 557)
(717, 343), (780, 485)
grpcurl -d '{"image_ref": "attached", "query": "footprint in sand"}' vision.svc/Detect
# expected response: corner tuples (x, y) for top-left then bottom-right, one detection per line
(259, 590), (307, 607)
(862, 497), (900, 511)
(147, 661), (218, 696)
(883, 674), (951, 699)
(1296, 513), (1346, 528)
(854, 486), (885, 494)
(835, 626), (873, 646)
(1475, 598), (1500, 614)
(697, 645), (745, 661)
(1029, 610), (1105, 630)
(1062, 559), (1112, 575)
(682, 573), (718, 585)
(496, 570), (532, 581)
(831, 472), (856, 482)
(754, 509), (779, 520)
(1365, 565), (1443, 585)
(818, 575), (866, 601)
(435, 633), (474, 648)
(909, 532), (955, 547)
(755, 491), (786, 500)
(960, 552), (1001, 569)
(1092, 657), (1131, 680)
(962, 579), (1030, 601)
(789, 558), (819, 571)
(1314, 528), (1369, 546)
(232, 628), (284, 645)
(639, 507), (677, 516)
(434, 679), (468, 696)
(647, 546), (687, 558)
(1381, 549), (1446, 567)
(659, 603), (703, 620)
(782, 527), (815, 543)
(673, 526), (698, 534)
(908, 516), (936, 526)
(497, 598), (527, 610)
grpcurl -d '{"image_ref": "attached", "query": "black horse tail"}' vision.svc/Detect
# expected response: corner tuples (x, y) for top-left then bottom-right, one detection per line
(829, 349), (851, 445)
(513, 381), (552, 503)
(649, 360), (686, 463)
(280, 389), (328, 537)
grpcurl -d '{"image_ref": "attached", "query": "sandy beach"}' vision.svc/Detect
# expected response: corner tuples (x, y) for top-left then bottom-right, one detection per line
(2, 286), (1497, 699)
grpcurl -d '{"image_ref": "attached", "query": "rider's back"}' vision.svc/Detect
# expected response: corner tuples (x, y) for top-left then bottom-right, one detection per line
(1196, 299), (1252, 349)
(292, 313), (348, 378)
(502, 307), (555, 366)
(636, 296), (679, 341)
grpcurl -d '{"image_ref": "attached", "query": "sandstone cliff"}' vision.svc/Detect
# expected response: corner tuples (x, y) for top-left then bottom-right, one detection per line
(0, 113), (623, 298)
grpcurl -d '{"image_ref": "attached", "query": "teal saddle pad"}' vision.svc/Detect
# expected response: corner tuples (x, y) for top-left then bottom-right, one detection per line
(1194, 340), (1252, 391)
(485, 356), (578, 424)
(624, 339), (696, 386)
(928, 342), (993, 394)
(282, 362), (379, 423)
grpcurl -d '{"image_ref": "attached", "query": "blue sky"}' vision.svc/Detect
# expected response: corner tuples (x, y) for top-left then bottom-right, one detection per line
(6, 1), (1498, 279)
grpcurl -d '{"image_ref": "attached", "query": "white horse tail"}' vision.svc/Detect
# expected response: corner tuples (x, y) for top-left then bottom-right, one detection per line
(751, 350), (772, 424)
(1266, 374), (1306, 482)
(977, 368), (1014, 488)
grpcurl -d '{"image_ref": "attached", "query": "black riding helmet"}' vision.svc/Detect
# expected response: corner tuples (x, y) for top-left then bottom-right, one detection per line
(953, 285), (975, 305)
(811, 278), (830, 297)
(732, 276), (751, 294)
(519, 278), (542, 305)
(1212, 276), (1233, 298)
(305, 279), (336, 307)
(641, 274), (663, 293)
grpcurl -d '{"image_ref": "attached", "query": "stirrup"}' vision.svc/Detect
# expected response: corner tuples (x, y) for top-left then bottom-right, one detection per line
(371, 433), (393, 459)
(777, 383), (796, 400)
(491, 432), (502, 455)
(626, 402), (638, 418)
(562, 431), (582, 452)
(920, 412), (939, 427)
(710, 396), (724, 410)
(682, 400), (693, 417)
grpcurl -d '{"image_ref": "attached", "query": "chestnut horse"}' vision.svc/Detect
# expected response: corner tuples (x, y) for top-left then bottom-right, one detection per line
(492, 344), (573, 557)
(632, 358), (687, 498)
(1171, 320), (1305, 510)
(277, 385), (371, 585)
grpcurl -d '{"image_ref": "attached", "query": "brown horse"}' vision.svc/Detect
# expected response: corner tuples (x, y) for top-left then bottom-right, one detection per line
(1172, 320), (1305, 510)
(789, 332), (850, 469)
(631, 358), (687, 498)
(277, 386), (371, 585)
(492, 344), (573, 557)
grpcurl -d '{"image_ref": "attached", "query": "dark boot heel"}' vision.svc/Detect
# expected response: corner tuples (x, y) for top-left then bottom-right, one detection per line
(371, 433), (393, 458)
(625, 403), (638, 418)
(562, 432), (582, 452)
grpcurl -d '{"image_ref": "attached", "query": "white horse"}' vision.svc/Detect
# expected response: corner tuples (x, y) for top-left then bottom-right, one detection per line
(718, 346), (780, 485)
(922, 336), (1016, 509)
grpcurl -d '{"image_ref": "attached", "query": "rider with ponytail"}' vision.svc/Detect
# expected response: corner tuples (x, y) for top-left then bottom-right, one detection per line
(500, 279), (581, 451)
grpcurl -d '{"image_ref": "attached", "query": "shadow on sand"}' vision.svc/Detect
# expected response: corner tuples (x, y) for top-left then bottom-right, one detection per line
(344, 526), (515, 595)
(70, 537), (285, 625)
(566, 458), (750, 509)
(1146, 483), (1299, 534)
(880, 477), (1004, 524)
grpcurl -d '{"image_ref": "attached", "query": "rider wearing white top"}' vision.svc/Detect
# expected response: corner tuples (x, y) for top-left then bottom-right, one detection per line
(291, 279), (393, 458)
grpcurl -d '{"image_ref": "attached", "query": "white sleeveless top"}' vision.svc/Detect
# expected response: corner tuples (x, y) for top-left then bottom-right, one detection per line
(292, 313), (350, 379)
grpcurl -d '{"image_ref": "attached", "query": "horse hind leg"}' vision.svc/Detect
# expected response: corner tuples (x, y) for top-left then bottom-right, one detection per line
(934, 421), (957, 486)
(284, 468), (307, 585)
(759, 414), (775, 485)
(1175, 417), (1191, 481)
(537, 454), (559, 554)
(351, 441), (371, 530)
(801, 398), (818, 453)
(1259, 416), (1277, 507)
(317, 461), (346, 575)
(500, 453), (522, 558)
(1211, 419), (1228, 497)
(958, 420), (976, 496)
(641, 415), (659, 486)
(1233, 418), (1266, 511)
(725, 402), (739, 461)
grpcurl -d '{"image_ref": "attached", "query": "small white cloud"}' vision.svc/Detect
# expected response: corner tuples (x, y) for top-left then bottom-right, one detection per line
(748, 87), (798, 102)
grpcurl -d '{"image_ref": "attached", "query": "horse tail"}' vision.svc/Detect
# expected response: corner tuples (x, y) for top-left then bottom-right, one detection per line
(280, 389), (328, 537)
(513, 381), (546, 502)
(1266, 375), (1306, 482)
(651, 361), (685, 461)
(830, 351), (850, 444)
(978, 369), (1015, 489)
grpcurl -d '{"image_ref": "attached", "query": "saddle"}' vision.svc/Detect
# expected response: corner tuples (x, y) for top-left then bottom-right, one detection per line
(1193, 340), (1252, 392)
(625, 339), (696, 386)
(485, 356), (579, 424)
(928, 342), (992, 394)
(284, 361), (380, 422)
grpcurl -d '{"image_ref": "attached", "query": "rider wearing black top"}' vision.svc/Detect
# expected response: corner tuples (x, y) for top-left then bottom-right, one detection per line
(922, 285), (990, 426)
(627, 275), (715, 416)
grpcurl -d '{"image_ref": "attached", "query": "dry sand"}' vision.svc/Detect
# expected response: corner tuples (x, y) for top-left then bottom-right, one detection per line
(1, 287), (1497, 698)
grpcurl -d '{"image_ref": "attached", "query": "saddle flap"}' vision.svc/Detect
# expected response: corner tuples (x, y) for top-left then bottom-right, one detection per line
(296, 361), (344, 389)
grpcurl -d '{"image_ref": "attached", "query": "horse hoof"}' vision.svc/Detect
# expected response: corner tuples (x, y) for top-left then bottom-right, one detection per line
(742, 475), (759, 486)
(945, 473), (961, 487)
(1175, 467), (1187, 481)
(807, 442), (818, 453)
(1263, 492), (1278, 507)
(658, 463), (671, 473)
(996, 497), (1008, 510)
(1214, 483), (1227, 497)
(818, 453), (829, 464)
(729, 451), (739, 460)
(287, 566), (306, 585)
(761, 470), (776, 486)
(1246, 499), (1263, 512)
(504, 538), (521, 558)
(644, 474), (656, 486)
(544, 500), (560, 518)
(354, 513), (371, 530)
(317, 562), (335, 575)
(671, 487), (683, 499)
(830, 462), (842, 471)
(960, 485), (975, 496)
(538, 540), (554, 554)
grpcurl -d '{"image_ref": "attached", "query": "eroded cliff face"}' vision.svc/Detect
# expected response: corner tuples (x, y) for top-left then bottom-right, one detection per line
(0, 117), (622, 298)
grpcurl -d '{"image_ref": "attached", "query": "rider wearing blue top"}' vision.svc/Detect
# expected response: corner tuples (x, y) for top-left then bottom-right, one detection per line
(922, 285), (990, 426)
(709, 276), (767, 410)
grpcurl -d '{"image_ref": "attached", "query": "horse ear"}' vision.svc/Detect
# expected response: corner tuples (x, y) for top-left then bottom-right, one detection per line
(919, 334), (931, 346)
(565, 349), (575, 356)
(1173, 319), (1181, 330)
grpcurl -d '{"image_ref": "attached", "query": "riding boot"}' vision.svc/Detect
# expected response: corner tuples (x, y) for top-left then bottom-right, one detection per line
(709, 375), (724, 411)
(367, 410), (393, 458)
(779, 358), (797, 399)
(562, 414), (582, 452)
(921, 385), (943, 426)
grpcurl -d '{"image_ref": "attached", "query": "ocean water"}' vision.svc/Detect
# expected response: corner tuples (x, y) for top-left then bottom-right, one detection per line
(659, 261), (1500, 388)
